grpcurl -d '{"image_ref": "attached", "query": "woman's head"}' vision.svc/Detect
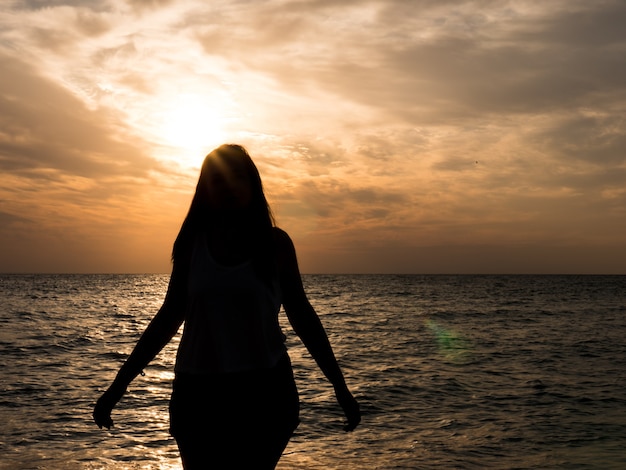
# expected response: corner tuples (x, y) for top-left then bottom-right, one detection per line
(173, 144), (276, 264)
(197, 144), (262, 211)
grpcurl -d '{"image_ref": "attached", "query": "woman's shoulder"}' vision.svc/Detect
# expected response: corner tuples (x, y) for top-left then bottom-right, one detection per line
(271, 227), (306, 296)
(271, 226), (293, 246)
(271, 227), (297, 265)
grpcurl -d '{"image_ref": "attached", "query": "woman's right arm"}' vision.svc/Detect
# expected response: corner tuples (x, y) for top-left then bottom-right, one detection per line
(275, 228), (361, 431)
(93, 263), (187, 429)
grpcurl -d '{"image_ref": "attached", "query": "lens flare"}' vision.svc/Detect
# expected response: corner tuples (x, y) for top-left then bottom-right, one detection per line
(425, 319), (471, 363)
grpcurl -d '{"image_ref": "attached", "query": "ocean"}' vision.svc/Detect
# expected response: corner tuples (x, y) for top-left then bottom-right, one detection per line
(0, 274), (625, 469)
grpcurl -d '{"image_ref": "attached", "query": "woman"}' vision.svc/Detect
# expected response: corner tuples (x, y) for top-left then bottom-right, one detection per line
(93, 144), (361, 469)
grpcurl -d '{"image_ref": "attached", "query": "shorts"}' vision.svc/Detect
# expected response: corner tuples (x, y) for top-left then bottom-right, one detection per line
(169, 353), (300, 467)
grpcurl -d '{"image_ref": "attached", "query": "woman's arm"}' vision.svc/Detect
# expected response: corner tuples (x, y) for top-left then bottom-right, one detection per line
(275, 228), (361, 431)
(93, 263), (187, 429)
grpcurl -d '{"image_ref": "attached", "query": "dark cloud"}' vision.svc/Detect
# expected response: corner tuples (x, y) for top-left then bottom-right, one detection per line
(533, 114), (626, 166)
(295, 178), (408, 219)
(15, 0), (110, 11)
(7, 7), (111, 55)
(330, 7), (625, 122)
(0, 53), (161, 179)
(187, 0), (626, 130)
(73, 8), (111, 36)
(0, 211), (31, 227)
(126, 0), (175, 11)
(519, 1), (626, 48)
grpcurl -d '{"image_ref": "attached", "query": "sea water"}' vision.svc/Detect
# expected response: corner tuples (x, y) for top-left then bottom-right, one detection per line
(1, 274), (625, 469)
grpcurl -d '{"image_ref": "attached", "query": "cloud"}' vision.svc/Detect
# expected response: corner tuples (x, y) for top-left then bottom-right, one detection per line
(533, 113), (626, 166)
(0, 53), (163, 178)
(0, 51), (192, 272)
(0, 0), (625, 273)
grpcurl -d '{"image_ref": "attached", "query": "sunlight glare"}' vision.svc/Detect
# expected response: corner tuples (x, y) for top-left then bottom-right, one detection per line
(158, 93), (230, 166)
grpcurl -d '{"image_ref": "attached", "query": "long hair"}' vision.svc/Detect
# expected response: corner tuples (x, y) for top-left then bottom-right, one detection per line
(172, 144), (277, 283)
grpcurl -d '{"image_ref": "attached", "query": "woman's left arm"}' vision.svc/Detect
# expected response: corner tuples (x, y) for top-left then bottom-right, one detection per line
(93, 262), (187, 429)
(275, 228), (361, 431)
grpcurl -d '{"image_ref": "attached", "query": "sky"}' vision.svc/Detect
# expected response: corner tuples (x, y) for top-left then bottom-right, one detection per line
(1, 0), (625, 274)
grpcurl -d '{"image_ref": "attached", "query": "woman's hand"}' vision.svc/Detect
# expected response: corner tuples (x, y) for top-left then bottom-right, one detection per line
(93, 383), (126, 430)
(335, 386), (361, 432)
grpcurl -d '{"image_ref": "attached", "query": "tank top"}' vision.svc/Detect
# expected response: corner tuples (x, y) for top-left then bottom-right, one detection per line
(174, 235), (286, 374)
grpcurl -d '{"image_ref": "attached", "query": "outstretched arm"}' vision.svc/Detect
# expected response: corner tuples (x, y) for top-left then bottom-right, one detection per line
(93, 264), (187, 429)
(275, 228), (361, 431)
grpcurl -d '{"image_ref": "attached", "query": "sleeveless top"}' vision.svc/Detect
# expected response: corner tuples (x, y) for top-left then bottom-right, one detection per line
(174, 235), (286, 374)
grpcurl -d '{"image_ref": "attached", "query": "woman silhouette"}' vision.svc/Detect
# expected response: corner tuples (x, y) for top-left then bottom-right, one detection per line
(93, 144), (360, 469)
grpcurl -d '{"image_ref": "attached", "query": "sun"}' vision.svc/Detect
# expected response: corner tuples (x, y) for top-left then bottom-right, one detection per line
(156, 93), (231, 165)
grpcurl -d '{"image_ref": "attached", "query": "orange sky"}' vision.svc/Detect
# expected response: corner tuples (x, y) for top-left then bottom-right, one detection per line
(1, 1), (625, 274)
